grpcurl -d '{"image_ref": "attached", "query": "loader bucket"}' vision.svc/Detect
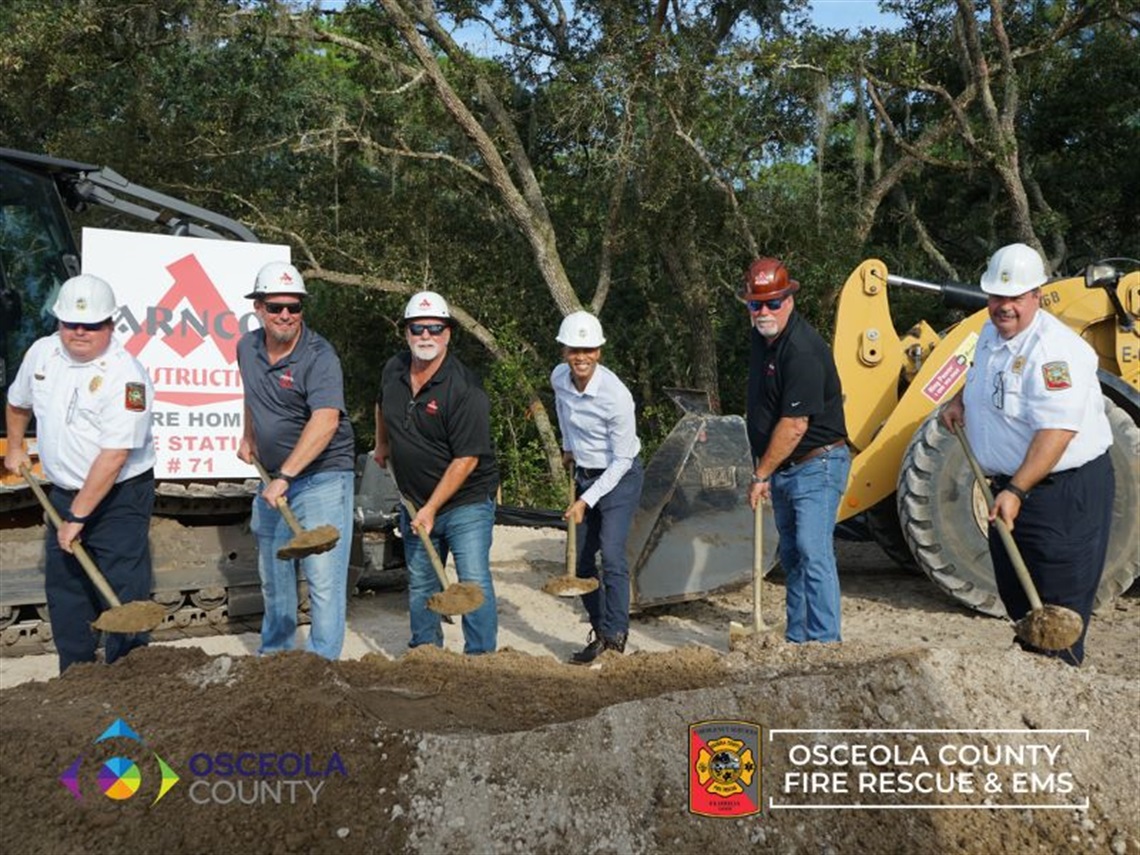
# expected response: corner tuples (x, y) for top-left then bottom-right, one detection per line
(628, 390), (778, 609)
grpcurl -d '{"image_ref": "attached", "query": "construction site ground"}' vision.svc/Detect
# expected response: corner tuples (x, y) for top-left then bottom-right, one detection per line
(1, 527), (1137, 854)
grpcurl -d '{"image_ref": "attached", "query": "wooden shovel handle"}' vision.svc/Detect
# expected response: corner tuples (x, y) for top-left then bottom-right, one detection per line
(565, 477), (577, 579)
(951, 423), (1044, 611)
(250, 456), (305, 538)
(19, 464), (123, 608)
(385, 463), (451, 590)
(752, 498), (764, 632)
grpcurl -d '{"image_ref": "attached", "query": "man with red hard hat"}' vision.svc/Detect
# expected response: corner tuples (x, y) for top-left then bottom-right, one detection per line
(742, 257), (850, 644)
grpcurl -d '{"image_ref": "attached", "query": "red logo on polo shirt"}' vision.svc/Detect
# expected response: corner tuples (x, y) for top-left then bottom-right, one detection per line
(279, 370), (294, 390)
(425, 399), (440, 415)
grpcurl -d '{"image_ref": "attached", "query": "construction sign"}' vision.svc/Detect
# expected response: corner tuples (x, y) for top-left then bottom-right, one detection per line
(82, 228), (289, 479)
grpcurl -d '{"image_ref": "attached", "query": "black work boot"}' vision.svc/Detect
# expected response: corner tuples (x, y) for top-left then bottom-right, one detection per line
(570, 629), (603, 665)
(602, 632), (628, 654)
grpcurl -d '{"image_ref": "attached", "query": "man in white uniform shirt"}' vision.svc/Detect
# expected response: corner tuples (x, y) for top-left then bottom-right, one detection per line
(941, 243), (1114, 665)
(551, 311), (643, 663)
(5, 274), (156, 673)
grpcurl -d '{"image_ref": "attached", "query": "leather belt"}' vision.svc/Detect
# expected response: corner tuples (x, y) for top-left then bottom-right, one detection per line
(778, 441), (845, 472)
(575, 466), (607, 479)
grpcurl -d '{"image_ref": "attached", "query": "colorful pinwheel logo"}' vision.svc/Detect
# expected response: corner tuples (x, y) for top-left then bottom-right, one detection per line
(59, 718), (179, 805)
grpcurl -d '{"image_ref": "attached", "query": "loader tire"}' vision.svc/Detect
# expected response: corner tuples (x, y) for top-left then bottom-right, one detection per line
(897, 398), (1139, 617)
(864, 497), (918, 571)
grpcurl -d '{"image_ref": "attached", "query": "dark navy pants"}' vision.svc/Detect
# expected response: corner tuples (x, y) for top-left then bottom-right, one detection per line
(989, 452), (1113, 666)
(575, 460), (644, 639)
(46, 472), (155, 673)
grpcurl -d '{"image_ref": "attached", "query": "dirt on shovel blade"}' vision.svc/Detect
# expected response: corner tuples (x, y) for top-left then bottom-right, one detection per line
(276, 525), (340, 559)
(91, 600), (167, 633)
(1015, 604), (1084, 651)
(542, 576), (599, 597)
(427, 582), (484, 616)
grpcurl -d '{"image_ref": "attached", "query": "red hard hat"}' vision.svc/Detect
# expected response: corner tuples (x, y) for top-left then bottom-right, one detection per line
(740, 258), (799, 301)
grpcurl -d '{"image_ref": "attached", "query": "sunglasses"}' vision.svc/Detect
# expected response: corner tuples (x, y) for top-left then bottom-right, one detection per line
(61, 320), (108, 332)
(408, 322), (448, 336)
(263, 301), (304, 315)
(747, 298), (785, 312)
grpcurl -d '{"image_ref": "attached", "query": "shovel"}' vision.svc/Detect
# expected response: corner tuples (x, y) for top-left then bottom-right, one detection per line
(952, 423), (1083, 651)
(20, 464), (165, 634)
(386, 464), (484, 617)
(250, 457), (341, 560)
(542, 476), (599, 597)
(729, 498), (777, 646)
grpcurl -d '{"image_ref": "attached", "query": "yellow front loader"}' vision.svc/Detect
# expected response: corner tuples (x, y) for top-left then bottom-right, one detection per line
(833, 259), (1139, 616)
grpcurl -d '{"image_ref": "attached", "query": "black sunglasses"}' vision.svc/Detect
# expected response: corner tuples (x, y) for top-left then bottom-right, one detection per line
(263, 301), (304, 315)
(747, 298), (785, 312)
(61, 320), (109, 332)
(408, 322), (448, 336)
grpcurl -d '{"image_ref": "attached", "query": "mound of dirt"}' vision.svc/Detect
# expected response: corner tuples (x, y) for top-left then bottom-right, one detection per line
(1, 636), (1137, 855)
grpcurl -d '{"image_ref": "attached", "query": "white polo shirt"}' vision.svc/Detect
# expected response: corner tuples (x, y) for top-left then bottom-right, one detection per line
(551, 362), (641, 508)
(963, 310), (1112, 476)
(8, 334), (156, 490)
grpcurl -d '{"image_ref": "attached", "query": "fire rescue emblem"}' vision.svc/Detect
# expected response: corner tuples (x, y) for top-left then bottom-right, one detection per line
(1042, 361), (1071, 390)
(76, 297), (88, 312)
(89, 376), (103, 394)
(1011, 356), (1026, 376)
(425, 399), (440, 416)
(124, 382), (147, 412)
(689, 720), (760, 817)
(279, 370), (294, 390)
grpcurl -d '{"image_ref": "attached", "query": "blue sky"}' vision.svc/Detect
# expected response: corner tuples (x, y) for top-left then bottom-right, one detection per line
(809, 1), (901, 31)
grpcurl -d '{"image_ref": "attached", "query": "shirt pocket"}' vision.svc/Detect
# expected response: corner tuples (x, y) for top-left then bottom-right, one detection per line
(1002, 372), (1025, 420)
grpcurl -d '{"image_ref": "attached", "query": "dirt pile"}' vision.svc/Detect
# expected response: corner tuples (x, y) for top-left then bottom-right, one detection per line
(1, 635), (1137, 855)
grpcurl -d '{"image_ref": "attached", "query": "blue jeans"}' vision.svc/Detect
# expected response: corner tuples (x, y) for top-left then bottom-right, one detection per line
(576, 461), (644, 638)
(251, 469), (353, 660)
(400, 497), (497, 655)
(770, 445), (850, 643)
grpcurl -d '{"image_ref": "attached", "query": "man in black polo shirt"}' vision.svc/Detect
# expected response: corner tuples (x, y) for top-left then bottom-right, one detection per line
(373, 291), (499, 654)
(743, 257), (850, 643)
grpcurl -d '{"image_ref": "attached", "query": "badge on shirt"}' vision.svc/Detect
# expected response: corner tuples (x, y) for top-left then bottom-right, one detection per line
(125, 382), (147, 412)
(89, 376), (103, 394)
(279, 370), (294, 390)
(1011, 356), (1026, 376)
(1042, 361), (1071, 390)
(425, 399), (440, 416)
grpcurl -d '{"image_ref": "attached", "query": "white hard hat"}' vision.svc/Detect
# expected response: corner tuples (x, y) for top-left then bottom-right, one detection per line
(980, 243), (1047, 297)
(245, 261), (307, 299)
(556, 311), (606, 348)
(404, 291), (452, 323)
(52, 274), (117, 323)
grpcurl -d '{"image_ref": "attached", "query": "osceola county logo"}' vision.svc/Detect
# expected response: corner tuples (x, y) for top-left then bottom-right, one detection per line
(689, 720), (760, 818)
(59, 718), (180, 806)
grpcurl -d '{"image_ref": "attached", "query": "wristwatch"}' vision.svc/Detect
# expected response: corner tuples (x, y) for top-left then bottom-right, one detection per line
(751, 474), (769, 485)
(275, 471), (296, 485)
(1003, 483), (1029, 502)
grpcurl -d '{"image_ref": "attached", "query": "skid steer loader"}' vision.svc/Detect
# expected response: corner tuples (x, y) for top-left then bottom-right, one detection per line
(832, 258), (1139, 616)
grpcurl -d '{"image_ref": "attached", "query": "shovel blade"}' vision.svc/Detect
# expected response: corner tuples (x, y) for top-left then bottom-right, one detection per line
(1015, 605), (1084, 652)
(276, 525), (341, 560)
(90, 600), (167, 634)
(427, 583), (484, 616)
(542, 576), (600, 597)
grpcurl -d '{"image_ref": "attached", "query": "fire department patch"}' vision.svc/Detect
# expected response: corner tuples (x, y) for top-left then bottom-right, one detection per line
(1042, 361), (1072, 390)
(89, 376), (103, 394)
(124, 382), (147, 412)
(425, 399), (440, 415)
(689, 720), (760, 818)
(279, 370), (294, 390)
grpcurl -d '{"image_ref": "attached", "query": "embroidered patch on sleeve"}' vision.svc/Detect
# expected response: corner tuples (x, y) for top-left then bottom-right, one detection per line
(1042, 361), (1072, 391)
(125, 382), (147, 411)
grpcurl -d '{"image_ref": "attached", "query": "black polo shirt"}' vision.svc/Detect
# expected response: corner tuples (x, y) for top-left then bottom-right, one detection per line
(236, 324), (356, 475)
(746, 311), (847, 462)
(377, 350), (499, 512)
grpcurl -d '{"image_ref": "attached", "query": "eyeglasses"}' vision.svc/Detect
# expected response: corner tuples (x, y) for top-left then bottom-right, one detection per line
(263, 301), (304, 315)
(408, 322), (448, 336)
(992, 371), (1005, 410)
(61, 320), (108, 332)
(747, 298), (785, 312)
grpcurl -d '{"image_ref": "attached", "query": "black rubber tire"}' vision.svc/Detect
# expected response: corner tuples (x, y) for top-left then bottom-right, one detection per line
(897, 397), (1138, 617)
(864, 497), (918, 571)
